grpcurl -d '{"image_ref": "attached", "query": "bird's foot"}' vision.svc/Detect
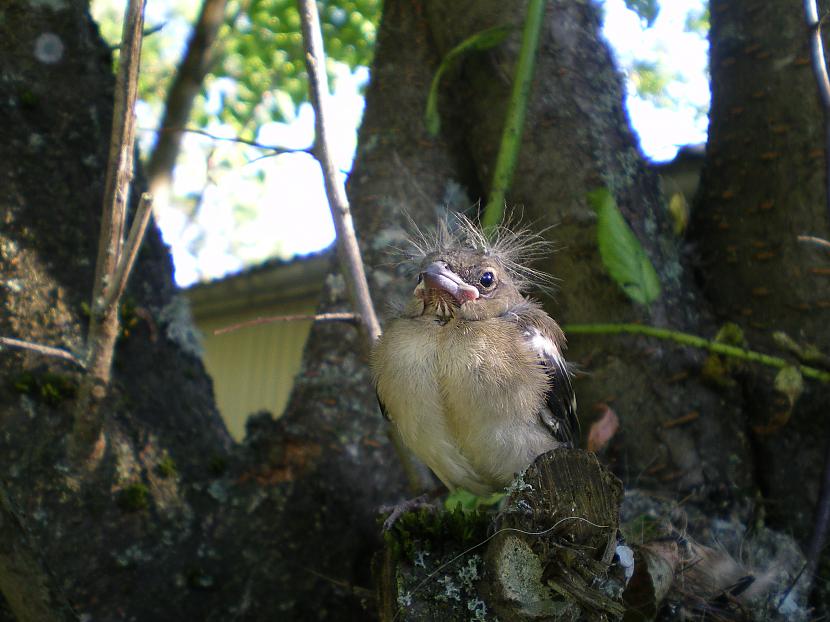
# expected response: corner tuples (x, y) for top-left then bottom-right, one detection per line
(380, 492), (440, 531)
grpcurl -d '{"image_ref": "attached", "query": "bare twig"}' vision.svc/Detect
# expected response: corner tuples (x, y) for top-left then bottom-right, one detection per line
(72, 0), (148, 462)
(213, 312), (358, 336)
(798, 234), (830, 250)
(148, 126), (311, 156)
(297, 0), (381, 347)
(103, 193), (154, 311)
(803, 0), (830, 594)
(0, 337), (84, 369)
(805, 0), (830, 222)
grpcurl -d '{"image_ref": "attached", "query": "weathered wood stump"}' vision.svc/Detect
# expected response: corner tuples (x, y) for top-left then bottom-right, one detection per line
(378, 449), (626, 621)
(376, 450), (810, 621)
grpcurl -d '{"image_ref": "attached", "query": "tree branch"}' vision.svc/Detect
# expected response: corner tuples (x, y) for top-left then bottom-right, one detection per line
(103, 193), (154, 312)
(213, 312), (358, 336)
(805, 0), (830, 223)
(297, 0), (381, 346)
(0, 337), (84, 369)
(563, 323), (830, 383)
(798, 234), (830, 250)
(72, 0), (148, 463)
(148, 126), (310, 157)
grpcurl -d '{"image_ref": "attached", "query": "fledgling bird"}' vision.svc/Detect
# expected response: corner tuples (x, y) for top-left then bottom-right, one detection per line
(371, 216), (578, 496)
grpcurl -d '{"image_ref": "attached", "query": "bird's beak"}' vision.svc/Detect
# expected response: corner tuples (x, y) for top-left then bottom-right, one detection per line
(420, 262), (480, 304)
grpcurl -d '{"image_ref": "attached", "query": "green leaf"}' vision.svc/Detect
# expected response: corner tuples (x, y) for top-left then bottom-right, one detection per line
(774, 365), (804, 406)
(425, 25), (511, 137)
(444, 489), (504, 514)
(588, 188), (661, 306)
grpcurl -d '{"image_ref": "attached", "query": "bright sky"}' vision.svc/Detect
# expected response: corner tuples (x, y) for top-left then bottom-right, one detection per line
(155, 65), (367, 285)
(114, 0), (709, 286)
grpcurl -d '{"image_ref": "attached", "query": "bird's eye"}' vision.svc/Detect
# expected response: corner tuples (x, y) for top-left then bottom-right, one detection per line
(479, 271), (495, 288)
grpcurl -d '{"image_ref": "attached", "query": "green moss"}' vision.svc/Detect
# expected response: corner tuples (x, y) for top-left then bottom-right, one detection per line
(12, 371), (35, 394)
(156, 456), (177, 479)
(118, 483), (150, 512)
(383, 502), (490, 563)
(11, 371), (77, 406)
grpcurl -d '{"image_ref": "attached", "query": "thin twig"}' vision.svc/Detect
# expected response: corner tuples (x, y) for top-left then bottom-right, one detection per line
(147, 126), (310, 156)
(73, 0), (147, 462)
(563, 323), (830, 383)
(297, 0), (382, 345)
(798, 234), (830, 250)
(103, 193), (154, 311)
(803, 0), (830, 595)
(213, 312), (358, 336)
(0, 337), (84, 369)
(805, 0), (830, 223)
(481, 0), (546, 229)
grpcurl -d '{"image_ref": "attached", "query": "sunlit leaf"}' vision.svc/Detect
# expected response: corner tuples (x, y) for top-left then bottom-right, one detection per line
(668, 192), (688, 235)
(684, 7), (709, 35)
(425, 25), (511, 137)
(588, 188), (661, 306)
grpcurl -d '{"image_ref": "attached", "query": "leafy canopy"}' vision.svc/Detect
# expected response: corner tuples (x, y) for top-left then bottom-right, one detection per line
(208, 0), (380, 136)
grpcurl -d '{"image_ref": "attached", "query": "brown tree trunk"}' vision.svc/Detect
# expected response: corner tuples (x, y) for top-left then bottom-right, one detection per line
(691, 0), (830, 550)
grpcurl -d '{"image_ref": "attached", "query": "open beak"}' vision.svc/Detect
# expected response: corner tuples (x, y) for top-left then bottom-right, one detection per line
(420, 262), (479, 304)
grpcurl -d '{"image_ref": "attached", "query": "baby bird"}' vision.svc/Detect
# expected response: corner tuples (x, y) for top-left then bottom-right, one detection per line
(371, 217), (577, 496)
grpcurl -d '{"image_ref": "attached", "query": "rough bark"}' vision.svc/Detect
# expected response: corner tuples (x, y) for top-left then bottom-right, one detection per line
(690, 0), (830, 552)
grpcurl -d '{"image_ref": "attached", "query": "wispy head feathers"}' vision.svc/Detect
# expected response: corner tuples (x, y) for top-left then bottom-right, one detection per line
(403, 212), (556, 293)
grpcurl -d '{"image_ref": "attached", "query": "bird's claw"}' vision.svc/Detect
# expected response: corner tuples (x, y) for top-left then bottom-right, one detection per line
(380, 493), (436, 531)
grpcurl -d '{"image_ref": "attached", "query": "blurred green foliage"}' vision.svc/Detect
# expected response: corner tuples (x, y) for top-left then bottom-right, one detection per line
(204, 0), (380, 137)
(684, 6), (709, 35)
(93, 0), (381, 136)
(624, 0), (658, 27)
(630, 59), (677, 106)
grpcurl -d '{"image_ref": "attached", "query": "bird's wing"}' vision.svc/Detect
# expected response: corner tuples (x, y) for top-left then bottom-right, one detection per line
(518, 310), (579, 447)
(376, 393), (391, 421)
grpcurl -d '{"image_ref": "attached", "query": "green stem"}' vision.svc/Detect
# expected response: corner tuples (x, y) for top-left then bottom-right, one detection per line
(563, 323), (830, 383)
(481, 0), (546, 230)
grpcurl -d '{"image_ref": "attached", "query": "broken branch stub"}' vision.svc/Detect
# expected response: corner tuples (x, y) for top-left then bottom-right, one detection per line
(486, 449), (625, 619)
